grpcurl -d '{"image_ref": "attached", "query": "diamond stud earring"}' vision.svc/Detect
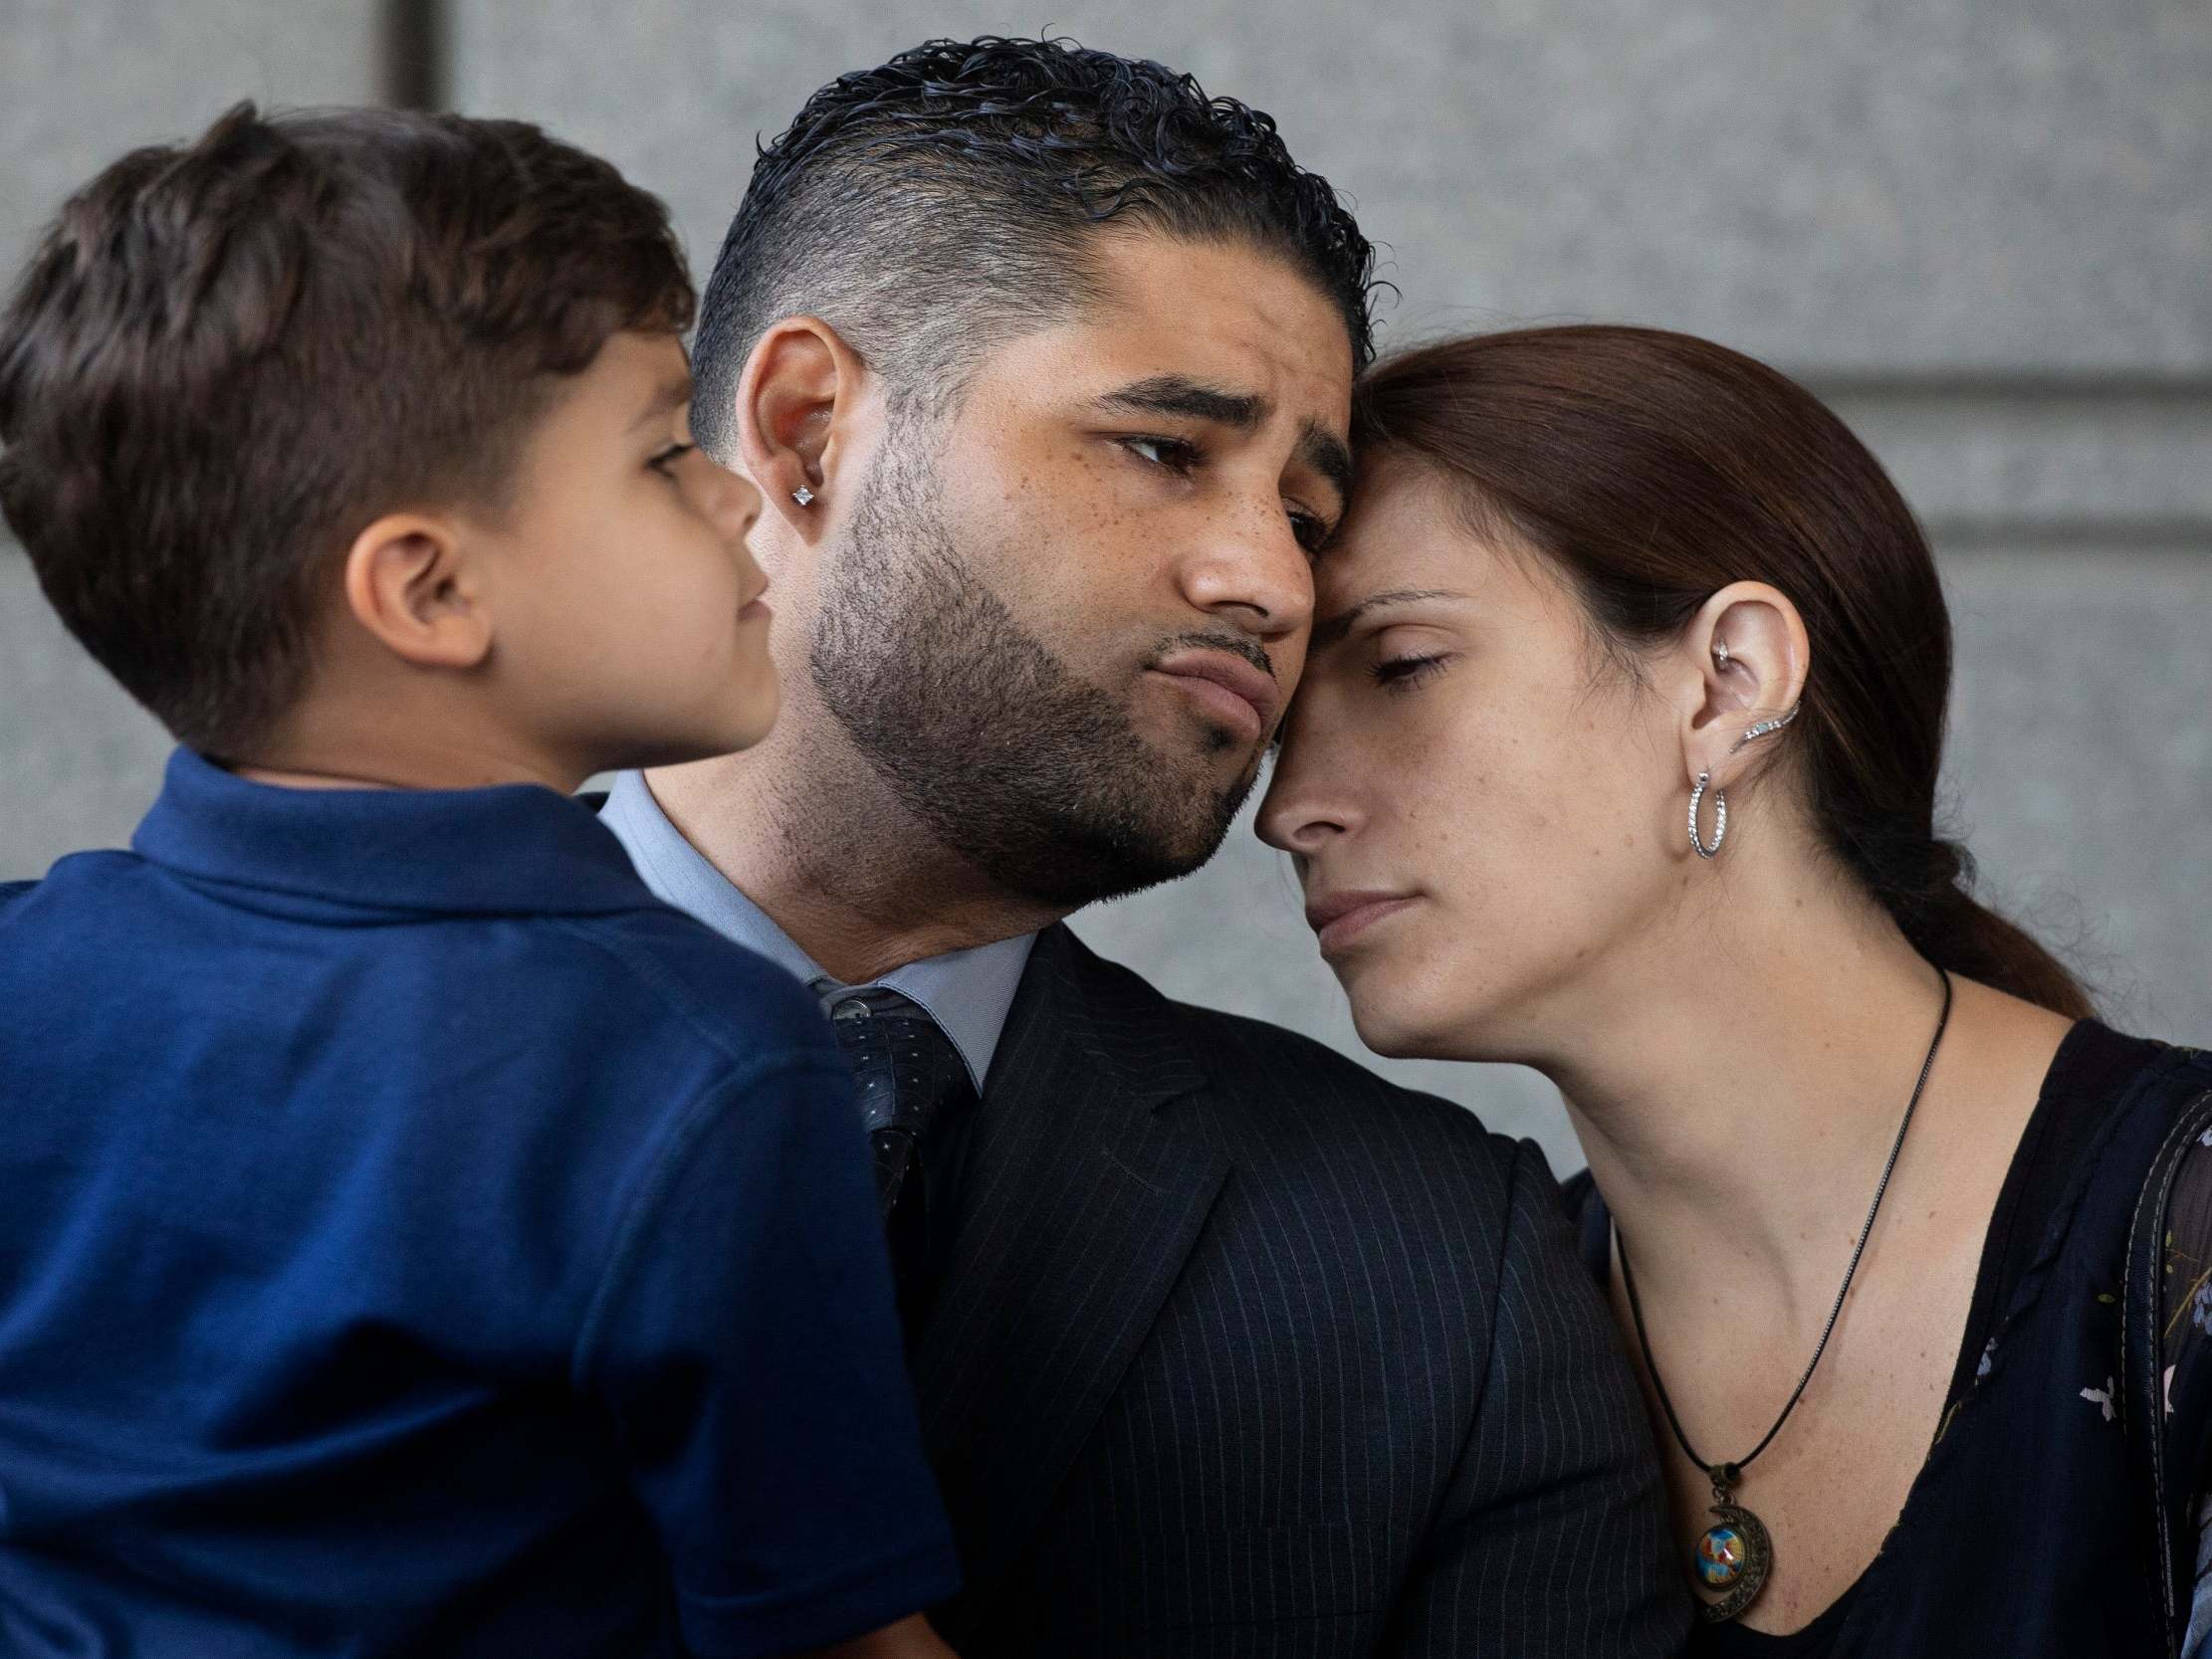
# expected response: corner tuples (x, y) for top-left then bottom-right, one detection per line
(1713, 639), (1732, 669)
(792, 485), (816, 508)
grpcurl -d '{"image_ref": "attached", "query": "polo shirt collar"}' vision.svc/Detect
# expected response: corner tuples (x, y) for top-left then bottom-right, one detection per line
(132, 747), (651, 916)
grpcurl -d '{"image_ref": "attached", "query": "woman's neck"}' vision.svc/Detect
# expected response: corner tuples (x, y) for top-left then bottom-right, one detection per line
(1545, 871), (1955, 1332)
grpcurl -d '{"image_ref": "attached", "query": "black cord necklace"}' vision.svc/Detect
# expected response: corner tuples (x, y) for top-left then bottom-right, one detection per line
(1616, 969), (1954, 1624)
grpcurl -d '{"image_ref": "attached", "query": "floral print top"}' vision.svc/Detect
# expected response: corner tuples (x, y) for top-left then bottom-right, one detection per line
(1571, 1021), (2212, 1657)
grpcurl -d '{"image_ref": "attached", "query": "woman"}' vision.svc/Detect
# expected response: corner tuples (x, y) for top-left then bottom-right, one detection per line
(1258, 324), (2212, 1656)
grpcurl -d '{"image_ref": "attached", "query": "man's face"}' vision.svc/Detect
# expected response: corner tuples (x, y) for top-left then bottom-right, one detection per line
(810, 231), (1355, 908)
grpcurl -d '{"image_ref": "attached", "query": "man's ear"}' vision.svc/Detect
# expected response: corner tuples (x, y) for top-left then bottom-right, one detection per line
(339, 512), (493, 671)
(735, 315), (871, 540)
(1673, 579), (1811, 787)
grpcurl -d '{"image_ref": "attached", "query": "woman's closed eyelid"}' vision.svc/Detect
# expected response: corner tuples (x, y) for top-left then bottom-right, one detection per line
(1369, 651), (1455, 693)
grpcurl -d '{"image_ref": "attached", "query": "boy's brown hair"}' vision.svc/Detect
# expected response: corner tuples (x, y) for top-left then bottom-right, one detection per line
(0, 103), (695, 757)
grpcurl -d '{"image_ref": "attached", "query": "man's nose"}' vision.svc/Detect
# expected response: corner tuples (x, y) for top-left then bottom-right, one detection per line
(1177, 505), (1315, 640)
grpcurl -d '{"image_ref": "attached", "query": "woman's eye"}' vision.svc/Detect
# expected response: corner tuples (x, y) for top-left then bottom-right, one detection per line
(1370, 653), (1452, 694)
(649, 442), (695, 476)
(1122, 435), (1201, 474)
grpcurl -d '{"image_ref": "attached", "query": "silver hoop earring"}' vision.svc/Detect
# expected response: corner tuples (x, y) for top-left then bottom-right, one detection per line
(1688, 771), (1727, 859)
(1730, 703), (1801, 754)
(791, 485), (816, 508)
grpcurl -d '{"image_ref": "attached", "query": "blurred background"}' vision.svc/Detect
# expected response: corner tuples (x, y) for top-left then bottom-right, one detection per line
(5, 0), (2208, 1173)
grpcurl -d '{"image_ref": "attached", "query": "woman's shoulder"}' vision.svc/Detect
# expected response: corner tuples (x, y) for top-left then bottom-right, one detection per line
(2000, 1017), (2203, 1230)
(2043, 1016), (2198, 1115)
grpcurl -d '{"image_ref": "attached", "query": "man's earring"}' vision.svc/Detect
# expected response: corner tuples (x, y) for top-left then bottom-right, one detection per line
(1688, 771), (1727, 859)
(791, 485), (816, 508)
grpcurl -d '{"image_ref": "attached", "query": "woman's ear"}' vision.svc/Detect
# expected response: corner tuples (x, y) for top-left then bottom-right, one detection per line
(339, 512), (493, 671)
(1675, 579), (1811, 787)
(735, 314), (870, 541)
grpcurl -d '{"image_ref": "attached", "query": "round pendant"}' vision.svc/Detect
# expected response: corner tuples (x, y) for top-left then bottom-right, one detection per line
(1692, 1502), (1773, 1624)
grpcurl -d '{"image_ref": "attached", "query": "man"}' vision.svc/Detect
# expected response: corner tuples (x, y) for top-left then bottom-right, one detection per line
(604, 37), (1687, 1657)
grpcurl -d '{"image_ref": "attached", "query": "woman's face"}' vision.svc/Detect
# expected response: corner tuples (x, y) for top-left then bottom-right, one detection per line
(1257, 456), (1690, 1061)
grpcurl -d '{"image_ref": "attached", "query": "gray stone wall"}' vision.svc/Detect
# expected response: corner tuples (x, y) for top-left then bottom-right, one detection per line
(0, 0), (382, 881)
(5, 1), (2206, 1173)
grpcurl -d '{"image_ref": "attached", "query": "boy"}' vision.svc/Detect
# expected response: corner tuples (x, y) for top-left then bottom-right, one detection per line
(0, 104), (957, 1658)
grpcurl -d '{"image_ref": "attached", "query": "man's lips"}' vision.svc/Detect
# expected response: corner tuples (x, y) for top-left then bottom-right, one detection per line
(1304, 891), (1419, 954)
(1149, 650), (1279, 741)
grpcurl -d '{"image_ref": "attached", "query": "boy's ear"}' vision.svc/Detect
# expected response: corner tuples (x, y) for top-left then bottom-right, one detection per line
(735, 315), (869, 541)
(339, 512), (493, 671)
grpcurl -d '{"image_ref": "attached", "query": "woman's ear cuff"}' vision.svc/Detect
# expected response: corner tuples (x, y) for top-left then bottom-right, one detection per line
(1730, 704), (1802, 754)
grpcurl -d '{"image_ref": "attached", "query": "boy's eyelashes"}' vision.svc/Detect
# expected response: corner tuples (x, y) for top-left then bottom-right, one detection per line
(648, 441), (695, 477)
(1115, 432), (1337, 559)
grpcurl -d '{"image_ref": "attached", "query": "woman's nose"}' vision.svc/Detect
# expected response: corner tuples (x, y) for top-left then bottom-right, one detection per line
(1257, 739), (1357, 857)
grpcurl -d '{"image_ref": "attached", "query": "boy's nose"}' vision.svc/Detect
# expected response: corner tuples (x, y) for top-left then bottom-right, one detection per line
(718, 466), (765, 543)
(730, 469), (765, 539)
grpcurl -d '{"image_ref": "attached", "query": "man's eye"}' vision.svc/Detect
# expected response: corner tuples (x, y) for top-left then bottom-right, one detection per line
(649, 442), (695, 476)
(1287, 509), (1334, 557)
(1121, 435), (1202, 474)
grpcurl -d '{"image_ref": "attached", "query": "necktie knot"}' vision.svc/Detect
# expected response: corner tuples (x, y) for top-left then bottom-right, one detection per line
(825, 986), (973, 1139)
(821, 984), (976, 1346)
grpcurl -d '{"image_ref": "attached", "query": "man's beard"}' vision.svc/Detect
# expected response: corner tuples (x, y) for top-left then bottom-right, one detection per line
(808, 437), (1264, 911)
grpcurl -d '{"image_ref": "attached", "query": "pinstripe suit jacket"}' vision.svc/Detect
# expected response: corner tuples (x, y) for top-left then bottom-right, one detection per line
(919, 924), (1689, 1657)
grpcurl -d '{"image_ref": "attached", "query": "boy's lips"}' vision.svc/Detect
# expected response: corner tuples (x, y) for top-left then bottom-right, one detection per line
(738, 569), (773, 620)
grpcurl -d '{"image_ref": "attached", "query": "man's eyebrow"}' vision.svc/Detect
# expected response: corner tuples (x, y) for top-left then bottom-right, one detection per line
(1094, 377), (1351, 515)
(1312, 588), (1470, 651)
(1297, 420), (1354, 513)
(629, 375), (695, 433)
(1093, 374), (1266, 429)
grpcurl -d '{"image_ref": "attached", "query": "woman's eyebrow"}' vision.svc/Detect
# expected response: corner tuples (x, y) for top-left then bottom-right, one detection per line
(1311, 588), (1468, 651)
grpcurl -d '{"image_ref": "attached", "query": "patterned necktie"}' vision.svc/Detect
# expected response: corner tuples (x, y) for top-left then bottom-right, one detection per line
(824, 985), (976, 1341)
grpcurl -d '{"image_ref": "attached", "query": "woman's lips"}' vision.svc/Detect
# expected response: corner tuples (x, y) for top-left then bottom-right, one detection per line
(1306, 893), (1418, 956)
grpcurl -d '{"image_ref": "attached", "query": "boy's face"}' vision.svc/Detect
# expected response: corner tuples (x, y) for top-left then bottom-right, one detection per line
(473, 331), (774, 774)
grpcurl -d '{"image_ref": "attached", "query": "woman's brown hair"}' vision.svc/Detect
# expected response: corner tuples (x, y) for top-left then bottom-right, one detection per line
(1355, 324), (2092, 1018)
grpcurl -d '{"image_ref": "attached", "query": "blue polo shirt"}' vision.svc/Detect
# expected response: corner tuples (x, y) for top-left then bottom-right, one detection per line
(0, 749), (958, 1657)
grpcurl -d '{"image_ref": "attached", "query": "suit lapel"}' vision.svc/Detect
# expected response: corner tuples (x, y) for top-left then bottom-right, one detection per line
(913, 924), (1227, 1618)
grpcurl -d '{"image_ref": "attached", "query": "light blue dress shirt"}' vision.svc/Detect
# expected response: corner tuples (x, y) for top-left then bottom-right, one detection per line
(598, 769), (1035, 1092)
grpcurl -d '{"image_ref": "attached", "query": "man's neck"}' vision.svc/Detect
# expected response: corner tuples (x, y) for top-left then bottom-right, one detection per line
(644, 734), (1064, 984)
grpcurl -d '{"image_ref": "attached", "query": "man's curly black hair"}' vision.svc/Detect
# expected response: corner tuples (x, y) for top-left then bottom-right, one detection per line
(690, 36), (1379, 455)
